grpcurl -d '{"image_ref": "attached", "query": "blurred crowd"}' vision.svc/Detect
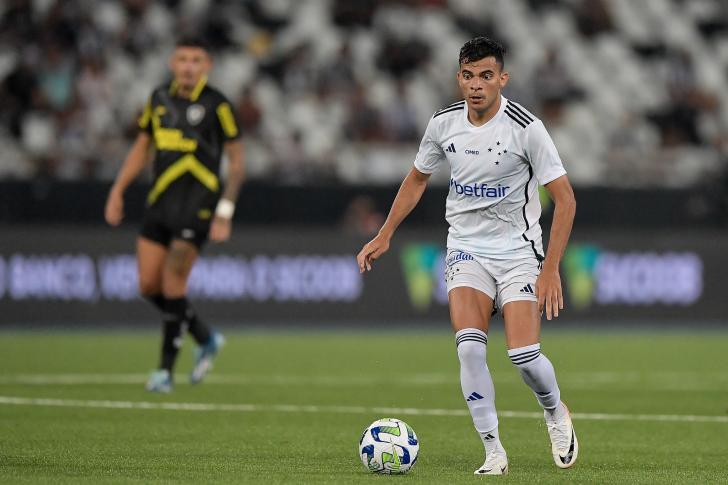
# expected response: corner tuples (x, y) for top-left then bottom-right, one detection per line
(1, 0), (728, 187)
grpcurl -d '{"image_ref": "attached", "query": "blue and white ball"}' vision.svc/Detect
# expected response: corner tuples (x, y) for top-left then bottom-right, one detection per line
(359, 418), (419, 474)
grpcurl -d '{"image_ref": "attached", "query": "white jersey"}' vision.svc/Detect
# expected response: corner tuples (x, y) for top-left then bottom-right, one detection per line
(413, 95), (566, 260)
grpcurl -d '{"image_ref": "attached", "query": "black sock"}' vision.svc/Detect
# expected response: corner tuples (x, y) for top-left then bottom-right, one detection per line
(159, 297), (187, 372)
(145, 293), (166, 312)
(186, 303), (212, 346)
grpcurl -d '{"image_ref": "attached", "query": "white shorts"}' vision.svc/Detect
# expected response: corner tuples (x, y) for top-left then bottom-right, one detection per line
(444, 248), (541, 311)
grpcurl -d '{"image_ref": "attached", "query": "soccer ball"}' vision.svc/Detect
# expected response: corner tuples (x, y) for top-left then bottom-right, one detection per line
(358, 418), (419, 474)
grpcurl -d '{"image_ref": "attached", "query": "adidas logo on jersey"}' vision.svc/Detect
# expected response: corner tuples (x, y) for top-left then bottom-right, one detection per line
(519, 284), (535, 294)
(466, 392), (484, 402)
(445, 143), (456, 153)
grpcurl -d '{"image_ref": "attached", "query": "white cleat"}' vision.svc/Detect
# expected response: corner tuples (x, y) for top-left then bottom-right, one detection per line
(474, 448), (509, 475)
(145, 369), (172, 393)
(545, 401), (578, 469)
(190, 332), (225, 385)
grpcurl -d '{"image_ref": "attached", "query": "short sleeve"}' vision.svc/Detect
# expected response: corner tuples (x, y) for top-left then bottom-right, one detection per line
(137, 96), (153, 134)
(215, 97), (241, 141)
(413, 117), (445, 174)
(525, 120), (567, 185)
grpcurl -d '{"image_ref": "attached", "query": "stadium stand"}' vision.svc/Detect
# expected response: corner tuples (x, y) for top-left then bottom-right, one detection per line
(0, 0), (727, 187)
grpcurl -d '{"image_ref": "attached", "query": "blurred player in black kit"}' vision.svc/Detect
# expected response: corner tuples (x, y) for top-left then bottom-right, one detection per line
(105, 37), (244, 392)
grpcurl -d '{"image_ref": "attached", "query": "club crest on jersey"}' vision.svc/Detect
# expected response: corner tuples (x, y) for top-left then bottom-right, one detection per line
(487, 140), (508, 165)
(187, 104), (205, 125)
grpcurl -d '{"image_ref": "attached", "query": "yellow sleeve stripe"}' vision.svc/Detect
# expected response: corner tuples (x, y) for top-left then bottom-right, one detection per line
(216, 102), (239, 138)
(138, 102), (152, 129)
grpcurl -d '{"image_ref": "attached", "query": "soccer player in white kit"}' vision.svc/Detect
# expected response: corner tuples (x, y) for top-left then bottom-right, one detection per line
(357, 37), (578, 475)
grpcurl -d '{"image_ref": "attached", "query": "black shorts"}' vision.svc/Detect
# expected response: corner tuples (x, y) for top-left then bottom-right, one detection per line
(139, 203), (212, 250)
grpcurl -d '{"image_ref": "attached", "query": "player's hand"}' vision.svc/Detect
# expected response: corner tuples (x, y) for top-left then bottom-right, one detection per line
(104, 190), (124, 226)
(535, 264), (563, 321)
(209, 217), (232, 242)
(357, 233), (391, 273)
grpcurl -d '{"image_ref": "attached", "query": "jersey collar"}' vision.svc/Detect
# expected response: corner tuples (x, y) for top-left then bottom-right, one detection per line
(463, 94), (508, 130)
(168, 75), (208, 102)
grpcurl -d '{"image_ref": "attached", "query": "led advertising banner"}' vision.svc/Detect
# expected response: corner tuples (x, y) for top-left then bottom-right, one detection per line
(0, 226), (724, 325)
(0, 226), (375, 324)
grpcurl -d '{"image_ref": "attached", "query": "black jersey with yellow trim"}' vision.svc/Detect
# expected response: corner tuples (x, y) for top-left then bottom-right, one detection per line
(138, 76), (241, 207)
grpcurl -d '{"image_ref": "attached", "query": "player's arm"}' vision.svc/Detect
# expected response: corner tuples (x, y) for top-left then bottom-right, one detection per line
(537, 174), (576, 320)
(209, 140), (245, 242)
(104, 132), (153, 226)
(357, 167), (430, 273)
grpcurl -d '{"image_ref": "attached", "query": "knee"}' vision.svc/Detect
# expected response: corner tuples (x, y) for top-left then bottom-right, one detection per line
(138, 278), (161, 297)
(165, 246), (194, 278)
(165, 258), (186, 279)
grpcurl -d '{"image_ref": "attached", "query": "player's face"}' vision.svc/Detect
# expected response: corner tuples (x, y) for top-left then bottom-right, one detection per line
(169, 47), (211, 89)
(457, 57), (509, 115)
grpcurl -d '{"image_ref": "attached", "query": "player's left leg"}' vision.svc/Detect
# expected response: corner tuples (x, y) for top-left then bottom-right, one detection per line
(503, 300), (577, 469)
(503, 301), (558, 407)
(162, 238), (223, 384)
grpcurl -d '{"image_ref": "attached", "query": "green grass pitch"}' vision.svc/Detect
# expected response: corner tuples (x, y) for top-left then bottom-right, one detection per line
(1, 327), (727, 484)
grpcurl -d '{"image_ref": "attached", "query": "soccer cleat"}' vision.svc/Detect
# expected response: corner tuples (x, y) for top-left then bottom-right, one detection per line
(190, 332), (225, 384)
(545, 401), (578, 469)
(474, 448), (508, 475)
(145, 369), (172, 393)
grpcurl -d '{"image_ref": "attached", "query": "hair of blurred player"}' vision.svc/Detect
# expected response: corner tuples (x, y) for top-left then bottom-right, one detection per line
(175, 35), (211, 52)
(169, 36), (212, 92)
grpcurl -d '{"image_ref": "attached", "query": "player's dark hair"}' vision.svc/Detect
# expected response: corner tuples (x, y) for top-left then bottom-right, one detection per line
(459, 37), (506, 69)
(175, 35), (211, 52)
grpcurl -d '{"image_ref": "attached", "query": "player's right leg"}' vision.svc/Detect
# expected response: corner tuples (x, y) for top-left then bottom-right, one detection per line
(137, 236), (175, 392)
(137, 236), (166, 302)
(446, 250), (507, 475)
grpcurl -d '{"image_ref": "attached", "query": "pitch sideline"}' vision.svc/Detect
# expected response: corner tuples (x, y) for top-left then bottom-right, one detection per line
(0, 395), (726, 424)
(0, 371), (724, 391)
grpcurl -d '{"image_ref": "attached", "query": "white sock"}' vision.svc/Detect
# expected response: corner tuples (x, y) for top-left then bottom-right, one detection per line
(455, 328), (501, 454)
(479, 427), (502, 456)
(508, 343), (561, 410)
